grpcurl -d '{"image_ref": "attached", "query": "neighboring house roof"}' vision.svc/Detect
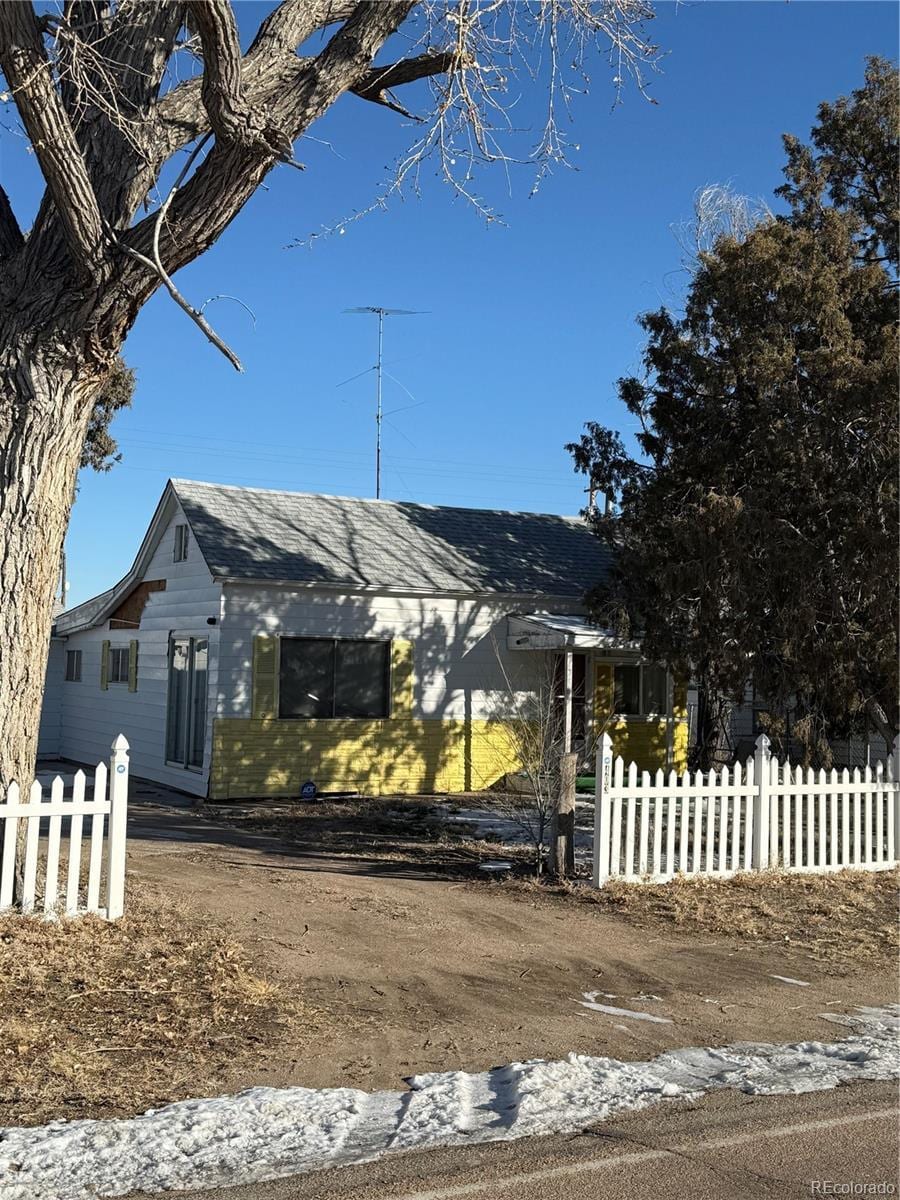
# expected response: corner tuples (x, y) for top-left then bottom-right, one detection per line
(56, 478), (613, 634)
(173, 479), (612, 596)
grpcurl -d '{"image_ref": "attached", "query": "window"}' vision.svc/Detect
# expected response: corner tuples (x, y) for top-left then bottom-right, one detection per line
(613, 664), (669, 716)
(109, 646), (130, 684)
(65, 649), (81, 682)
(279, 638), (391, 719)
(173, 524), (189, 562)
(166, 637), (208, 768)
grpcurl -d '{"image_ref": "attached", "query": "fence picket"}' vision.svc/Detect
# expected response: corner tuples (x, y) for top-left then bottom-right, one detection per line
(840, 769), (850, 867)
(652, 770), (664, 877)
(888, 761), (896, 868)
(0, 783), (19, 910)
(704, 767), (717, 872)
(827, 770), (838, 869)
(66, 770), (86, 914)
(730, 779), (741, 871)
(43, 776), (64, 914)
(691, 771), (704, 874)
(609, 758), (624, 877)
(678, 778), (692, 873)
(624, 763), (637, 878)
(742, 760), (754, 871)
(805, 768), (815, 869)
(21, 781), (43, 914)
(815, 769), (826, 868)
(769, 755), (781, 866)
(862, 765), (873, 866)
(779, 769), (788, 868)
(718, 786), (729, 875)
(638, 771), (650, 876)
(86, 763), (108, 914)
(665, 770), (678, 878)
(792, 766), (803, 870)
(874, 761), (884, 865)
(852, 768), (862, 865)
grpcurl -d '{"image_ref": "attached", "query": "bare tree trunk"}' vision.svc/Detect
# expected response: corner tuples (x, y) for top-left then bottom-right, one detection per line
(550, 752), (577, 879)
(0, 335), (99, 791)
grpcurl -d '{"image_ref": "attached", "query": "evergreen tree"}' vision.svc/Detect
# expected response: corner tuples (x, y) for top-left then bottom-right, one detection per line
(569, 60), (899, 767)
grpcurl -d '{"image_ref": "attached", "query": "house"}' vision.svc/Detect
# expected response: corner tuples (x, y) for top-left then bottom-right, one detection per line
(39, 479), (689, 800)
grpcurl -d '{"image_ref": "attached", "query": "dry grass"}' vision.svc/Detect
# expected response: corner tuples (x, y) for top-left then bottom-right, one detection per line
(0, 887), (310, 1127)
(510, 869), (900, 967)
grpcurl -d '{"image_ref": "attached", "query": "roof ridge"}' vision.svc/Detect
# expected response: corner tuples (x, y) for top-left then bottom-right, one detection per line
(169, 477), (586, 523)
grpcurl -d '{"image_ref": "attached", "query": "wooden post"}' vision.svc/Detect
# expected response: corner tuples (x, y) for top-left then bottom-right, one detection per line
(752, 733), (770, 870)
(563, 650), (573, 753)
(106, 734), (130, 920)
(892, 735), (900, 864)
(593, 732), (614, 887)
(550, 752), (577, 878)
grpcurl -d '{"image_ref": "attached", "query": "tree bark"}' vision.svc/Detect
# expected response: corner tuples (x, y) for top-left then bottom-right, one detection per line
(0, 333), (104, 790)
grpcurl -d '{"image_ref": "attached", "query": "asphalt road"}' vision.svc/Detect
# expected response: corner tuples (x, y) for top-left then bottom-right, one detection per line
(139, 1081), (899, 1200)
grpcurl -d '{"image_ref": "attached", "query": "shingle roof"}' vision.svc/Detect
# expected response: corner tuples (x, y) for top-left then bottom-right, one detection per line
(172, 479), (612, 597)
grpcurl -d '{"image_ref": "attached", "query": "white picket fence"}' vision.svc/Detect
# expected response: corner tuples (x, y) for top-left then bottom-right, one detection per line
(0, 735), (130, 919)
(593, 733), (900, 886)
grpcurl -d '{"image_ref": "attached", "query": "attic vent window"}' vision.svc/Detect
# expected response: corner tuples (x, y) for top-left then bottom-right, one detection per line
(174, 524), (189, 562)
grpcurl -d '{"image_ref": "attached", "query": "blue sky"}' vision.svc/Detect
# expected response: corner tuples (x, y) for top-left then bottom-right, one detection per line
(3, 2), (896, 607)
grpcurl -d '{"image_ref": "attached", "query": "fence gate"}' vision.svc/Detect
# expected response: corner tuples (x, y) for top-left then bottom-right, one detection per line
(0, 735), (130, 918)
(593, 733), (900, 885)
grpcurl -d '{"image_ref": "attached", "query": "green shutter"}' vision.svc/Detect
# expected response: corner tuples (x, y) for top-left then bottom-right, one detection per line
(390, 639), (414, 717)
(128, 640), (139, 692)
(100, 640), (110, 690)
(252, 635), (278, 719)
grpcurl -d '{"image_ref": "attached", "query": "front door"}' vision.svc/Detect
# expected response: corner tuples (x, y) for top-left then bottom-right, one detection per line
(166, 636), (208, 769)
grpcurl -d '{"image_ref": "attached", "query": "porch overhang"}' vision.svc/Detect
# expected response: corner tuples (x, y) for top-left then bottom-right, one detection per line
(506, 613), (642, 654)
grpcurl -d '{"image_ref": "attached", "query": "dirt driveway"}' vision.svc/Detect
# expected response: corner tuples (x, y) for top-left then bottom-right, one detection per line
(125, 797), (898, 1099)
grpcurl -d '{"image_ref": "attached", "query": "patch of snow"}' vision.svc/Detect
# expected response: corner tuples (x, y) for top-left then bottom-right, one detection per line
(478, 861), (513, 872)
(2, 1008), (897, 1200)
(770, 975), (811, 987)
(576, 993), (673, 1024)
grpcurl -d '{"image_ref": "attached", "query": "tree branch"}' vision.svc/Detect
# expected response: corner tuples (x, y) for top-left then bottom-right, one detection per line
(0, 0), (105, 275)
(248, 0), (358, 56)
(187, 0), (294, 158)
(0, 185), (24, 260)
(111, 132), (243, 372)
(351, 50), (456, 118)
(186, 0), (253, 145)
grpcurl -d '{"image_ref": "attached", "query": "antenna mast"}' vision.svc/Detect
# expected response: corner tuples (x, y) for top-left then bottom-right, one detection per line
(344, 306), (422, 499)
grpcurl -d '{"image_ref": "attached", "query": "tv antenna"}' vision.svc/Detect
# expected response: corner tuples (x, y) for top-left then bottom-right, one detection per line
(344, 306), (424, 498)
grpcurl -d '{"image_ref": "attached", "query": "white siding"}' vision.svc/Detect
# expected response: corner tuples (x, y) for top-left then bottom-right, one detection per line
(218, 584), (583, 722)
(54, 503), (223, 796)
(37, 638), (65, 757)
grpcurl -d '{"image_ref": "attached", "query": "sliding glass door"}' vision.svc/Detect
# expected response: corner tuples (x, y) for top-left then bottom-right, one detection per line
(166, 636), (208, 769)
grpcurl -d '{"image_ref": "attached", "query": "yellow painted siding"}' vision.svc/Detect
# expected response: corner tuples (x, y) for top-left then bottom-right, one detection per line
(593, 663), (689, 772)
(209, 717), (525, 799)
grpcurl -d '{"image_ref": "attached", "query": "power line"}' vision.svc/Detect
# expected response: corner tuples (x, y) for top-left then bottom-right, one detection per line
(119, 428), (574, 481)
(118, 440), (579, 490)
(110, 462), (581, 511)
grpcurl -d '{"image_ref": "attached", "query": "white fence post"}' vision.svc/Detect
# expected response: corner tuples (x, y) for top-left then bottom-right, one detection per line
(593, 732), (614, 888)
(106, 734), (130, 920)
(893, 735), (900, 864)
(752, 734), (771, 869)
